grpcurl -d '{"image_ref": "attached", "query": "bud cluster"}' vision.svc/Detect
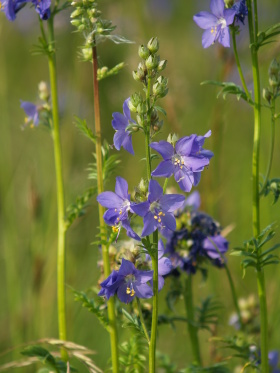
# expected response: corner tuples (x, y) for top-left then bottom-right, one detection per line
(263, 58), (280, 104)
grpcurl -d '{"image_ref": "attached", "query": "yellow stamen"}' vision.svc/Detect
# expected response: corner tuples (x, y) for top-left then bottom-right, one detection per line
(158, 218), (161, 223)
(130, 289), (135, 297)
(154, 215), (158, 220)
(112, 226), (119, 233)
(126, 287), (131, 294)
(158, 211), (163, 216)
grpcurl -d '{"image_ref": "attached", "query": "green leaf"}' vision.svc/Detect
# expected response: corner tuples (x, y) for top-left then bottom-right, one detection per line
(74, 116), (96, 143)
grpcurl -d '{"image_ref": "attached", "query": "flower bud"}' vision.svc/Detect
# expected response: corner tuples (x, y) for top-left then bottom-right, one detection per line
(147, 37), (159, 54)
(138, 45), (150, 60)
(130, 93), (142, 108)
(128, 100), (137, 113)
(70, 7), (83, 18)
(158, 59), (167, 72)
(136, 114), (145, 127)
(70, 18), (81, 27)
(268, 58), (280, 87)
(145, 55), (159, 70)
(138, 178), (148, 193)
(132, 70), (141, 82)
(152, 120), (163, 132)
(81, 47), (92, 60)
(153, 76), (168, 97)
(167, 133), (178, 145)
(263, 88), (272, 103)
(137, 102), (147, 114)
(38, 81), (49, 101)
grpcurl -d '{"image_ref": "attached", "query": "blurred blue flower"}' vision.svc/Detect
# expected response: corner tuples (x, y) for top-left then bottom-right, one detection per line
(150, 131), (213, 192)
(232, 0), (248, 25)
(1, 0), (50, 20)
(98, 259), (153, 303)
(132, 179), (185, 236)
(193, 0), (236, 48)
(112, 98), (135, 155)
(32, 0), (51, 20)
(97, 177), (140, 241)
(269, 351), (280, 373)
(20, 100), (40, 127)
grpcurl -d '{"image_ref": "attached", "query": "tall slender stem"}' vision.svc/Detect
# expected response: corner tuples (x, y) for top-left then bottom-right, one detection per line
(231, 30), (250, 99)
(149, 230), (158, 373)
(224, 264), (243, 329)
(247, 1), (269, 370)
(184, 275), (202, 366)
(92, 45), (119, 373)
(136, 298), (150, 344)
(47, 17), (67, 358)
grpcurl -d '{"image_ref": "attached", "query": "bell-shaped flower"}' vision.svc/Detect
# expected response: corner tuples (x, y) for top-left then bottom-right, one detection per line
(20, 100), (40, 127)
(97, 177), (140, 241)
(132, 179), (185, 236)
(150, 131), (213, 192)
(112, 98), (136, 155)
(98, 259), (154, 304)
(193, 0), (236, 48)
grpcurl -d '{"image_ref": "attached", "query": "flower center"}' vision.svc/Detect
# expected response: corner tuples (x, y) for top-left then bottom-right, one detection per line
(150, 201), (161, 213)
(172, 154), (185, 169)
(125, 275), (136, 297)
(217, 17), (227, 29)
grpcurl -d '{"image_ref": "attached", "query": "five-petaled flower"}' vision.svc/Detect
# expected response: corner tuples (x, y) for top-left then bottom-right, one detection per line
(193, 0), (236, 48)
(112, 98), (136, 155)
(132, 179), (185, 236)
(20, 100), (40, 127)
(150, 131), (213, 192)
(97, 176), (140, 241)
(0, 0), (51, 20)
(98, 259), (153, 303)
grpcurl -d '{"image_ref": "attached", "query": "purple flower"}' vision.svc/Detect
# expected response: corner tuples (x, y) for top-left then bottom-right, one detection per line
(112, 98), (135, 155)
(203, 235), (229, 261)
(97, 177), (140, 241)
(1, 0), (26, 21)
(145, 239), (173, 290)
(232, 0), (248, 25)
(193, 0), (236, 48)
(132, 179), (185, 236)
(98, 259), (153, 303)
(20, 100), (40, 127)
(269, 351), (280, 373)
(32, 0), (51, 20)
(150, 131), (213, 192)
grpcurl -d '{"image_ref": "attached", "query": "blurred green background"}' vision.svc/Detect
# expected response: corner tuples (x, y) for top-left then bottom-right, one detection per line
(0, 0), (280, 371)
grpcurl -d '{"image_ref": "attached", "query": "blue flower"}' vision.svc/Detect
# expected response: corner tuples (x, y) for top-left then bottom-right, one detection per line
(20, 100), (40, 127)
(202, 235), (229, 263)
(97, 177), (140, 241)
(193, 0), (236, 48)
(32, 0), (51, 20)
(269, 351), (280, 373)
(145, 239), (173, 290)
(232, 0), (248, 25)
(112, 98), (135, 155)
(0, 0), (26, 21)
(98, 259), (153, 303)
(132, 179), (185, 237)
(150, 131), (213, 192)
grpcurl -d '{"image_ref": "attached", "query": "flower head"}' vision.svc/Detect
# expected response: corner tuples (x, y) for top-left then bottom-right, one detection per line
(112, 98), (136, 155)
(32, 0), (51, 20)
(97, 177), (140, 241)
(132, 179), (185, 237)
(98, 259), (153, 303)
(232, 0), (248, 25)
(20, 100), (40, 127)
(193, 0), (236, 48)
(0, 0), (26, 21)
(150, 131), (213, 192)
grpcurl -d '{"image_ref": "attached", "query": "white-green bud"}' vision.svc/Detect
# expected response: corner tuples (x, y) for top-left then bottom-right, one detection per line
(38, 81), (49, 102)
(128, 100), (137, 113)
(263, 88), (272, 103)
(167, 133), (178, 145)
(81, 47), (92, 60)
(147, 37), (159, 54)
(138, 178), (148, 193)
(268, 58), (280, 87)
(145, 55), (159, 70)
(70, 7), (83, 18)
(137, 102), (147, 114)
(158, 59), (167, 72)
(138, 45), (150, 60)
(70, 18), (81, 27)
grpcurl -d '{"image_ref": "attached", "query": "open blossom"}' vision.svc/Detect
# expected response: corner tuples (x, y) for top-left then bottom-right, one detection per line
(20, 100), (40, 127)
(112, 98), (135, 155)
(150, 131), (213, 192)
(97, 177), (140, 241)
(1, 0), (51, 20)
(132, 179), (185, 236)
(98, 259), (153, 303)
(193, 0), (236, 48)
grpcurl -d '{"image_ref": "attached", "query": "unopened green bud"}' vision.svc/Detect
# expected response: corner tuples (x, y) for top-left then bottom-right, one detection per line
(38, 81), (49, 101)
(70, 7), (83, 18)
(145, 55), (159, 70)
(167, 133), (178, 145)
(70, 18), (81, 27)
(153, 76), (168, 97)
(268, 58), (280, 87)
(158, 59), (167, 72)
(152, 120), (163, 132)
(147, 37), (159, 54)
(132, 70), (143, 82)
(81, 47), (92, 60)
(151, 108), (159, 122)
(137, 102), (147, 114)
(136, 114), (145, 126)
(138, 178), (148, 193)
(128, 100), (137, 113)
(269, 58), (279, 75)
(224, 0), (234, 7)
(263, 88), (272, 103)
(138, 45), (150, 60)
(130, 93), (142, 108)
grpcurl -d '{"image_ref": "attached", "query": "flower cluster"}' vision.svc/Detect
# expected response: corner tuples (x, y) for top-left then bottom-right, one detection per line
(193, 0), (248, 48)
(0, 0), (51, 21)
(165, 191), (229, 274)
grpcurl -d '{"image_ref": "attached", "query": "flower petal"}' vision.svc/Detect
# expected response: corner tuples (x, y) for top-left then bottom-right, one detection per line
(131, 201), (150, 217)
(158, 257), (172, 276)
(202, 28), (217, 48)
(150, 140), (174, 160)
(174, 169), (194, 192)
(224, 8), (237, 25)
(218, 26), (230, 48)
(122, 219), (141, 241)
(210, 0), (224, 18)
(113, 130), (126, 150)
(151, 160), (174, 178)
(148, 179), (163, 203)
(118, 259), (136, 277)
(161, 213), (176, 231)
(193, 11), (217, 29)
(160, 194), (185, 212)
(135, 270), (154, 283)
(175, 135), (196, 156)
(117, 283), (134, 303)
(97, 191), (123, 208)
(115, 177), (128, 200)
(121, 132), (134, 155)
(185, 191), (201, 210)
(183, 155), (210, 171)
(112, 112), (128, 130)
(142, 212), (157, 236)
(134, 283), (153, 299)
(123, 98), (132, 121)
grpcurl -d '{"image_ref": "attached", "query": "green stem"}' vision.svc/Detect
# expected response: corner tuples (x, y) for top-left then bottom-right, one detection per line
(163, 178), (168, 194)
(231, 30), (250, 99)
(149, 230), (158, 373)
(92, 45), (119, 373)
(260, 99), (275, 195)
(47, 17), (67, 359)
(184, 275), (202, 366)
(247, 1), (269, 371)
(136, 298), (150, 344)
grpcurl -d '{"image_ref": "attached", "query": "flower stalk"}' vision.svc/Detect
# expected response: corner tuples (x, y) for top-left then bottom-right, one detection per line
(184, 275), (202, 366)
(92, 44), (119, 373)
(47, 16), (67, 360)
(247, 0), (269, 370)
